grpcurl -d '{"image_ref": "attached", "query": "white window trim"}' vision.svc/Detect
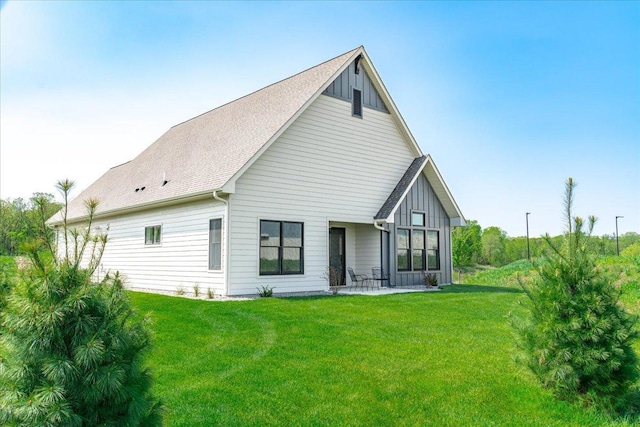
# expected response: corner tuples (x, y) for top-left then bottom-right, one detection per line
(208, 216), (224, 272)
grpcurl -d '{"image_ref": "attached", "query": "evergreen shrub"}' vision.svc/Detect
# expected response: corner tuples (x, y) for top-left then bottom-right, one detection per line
(512, 178), (639, 413)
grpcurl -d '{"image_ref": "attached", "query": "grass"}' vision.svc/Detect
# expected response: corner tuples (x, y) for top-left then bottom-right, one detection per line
(130, 278), (640, 426)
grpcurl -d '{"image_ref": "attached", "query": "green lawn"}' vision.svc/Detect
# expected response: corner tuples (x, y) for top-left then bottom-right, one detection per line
(130, 283), (639, 426)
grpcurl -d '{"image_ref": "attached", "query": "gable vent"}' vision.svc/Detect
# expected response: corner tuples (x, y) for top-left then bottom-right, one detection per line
(352, 88), (362, 118)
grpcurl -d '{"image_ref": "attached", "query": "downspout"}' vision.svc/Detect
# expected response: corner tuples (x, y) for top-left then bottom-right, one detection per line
(213, 190), (229, 296)
(373, 220), (387, 232)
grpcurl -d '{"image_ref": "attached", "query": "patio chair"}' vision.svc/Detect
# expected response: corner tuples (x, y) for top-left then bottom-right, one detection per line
(371, 267), (389, 289)
(347, 267), (369, 290)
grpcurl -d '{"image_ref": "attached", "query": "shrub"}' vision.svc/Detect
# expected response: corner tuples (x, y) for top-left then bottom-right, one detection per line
(193, 283), (200, 297)
(207, 287), (215, 299)
(257, 285), (274, 297)
(423, 272), (438, 287)
(512, 178), (639, 413)
(0, 179), (162, 426)
(622, 242), (640, 257)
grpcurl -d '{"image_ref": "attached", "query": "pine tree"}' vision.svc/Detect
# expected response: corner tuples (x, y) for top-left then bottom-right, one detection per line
(0, 180), (162, 426)
(512, 178), (639, 413)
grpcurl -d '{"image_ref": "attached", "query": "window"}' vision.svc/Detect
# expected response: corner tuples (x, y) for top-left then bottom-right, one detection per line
(260, 220), (303, 275)
(209, 218), (222, 270)
(412, 229), (425, 270)
(145, 225), (161, 245)
(397, 229), (410, 271)
(412, 212), (425, 227)
(352, 88), (362, 118)
(397, 211), (440, 271)
(427, 230), (440, 270)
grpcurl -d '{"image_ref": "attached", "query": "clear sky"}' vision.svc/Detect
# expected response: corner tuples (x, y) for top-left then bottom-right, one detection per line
(1, 1), (639, 238)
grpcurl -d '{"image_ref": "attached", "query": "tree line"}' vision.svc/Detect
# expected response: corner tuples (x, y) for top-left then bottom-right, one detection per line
(453, 219), (640, 268)
(0, 193), (61, 256)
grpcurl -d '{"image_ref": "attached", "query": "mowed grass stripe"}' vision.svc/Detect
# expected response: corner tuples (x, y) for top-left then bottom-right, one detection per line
(130, 288), (635, 427)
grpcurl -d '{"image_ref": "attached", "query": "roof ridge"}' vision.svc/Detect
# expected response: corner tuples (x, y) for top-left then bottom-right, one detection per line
(170, 46), (362, 129)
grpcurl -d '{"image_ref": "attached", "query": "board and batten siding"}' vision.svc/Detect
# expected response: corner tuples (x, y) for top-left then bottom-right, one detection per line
(76, 199), (227, 294)
(227, 94), (413, 295)
(323, 60), (388, 113)
(386, 173), (452, 286)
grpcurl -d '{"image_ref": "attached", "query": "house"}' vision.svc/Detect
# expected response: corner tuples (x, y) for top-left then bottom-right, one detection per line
(49, 46), (465, 296)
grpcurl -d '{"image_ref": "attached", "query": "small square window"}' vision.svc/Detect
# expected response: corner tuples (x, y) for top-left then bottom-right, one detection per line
(411, 212), (425, 227)
(145, 225), (161, 245)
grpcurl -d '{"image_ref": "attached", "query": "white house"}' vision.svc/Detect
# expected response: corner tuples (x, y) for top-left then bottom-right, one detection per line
(49, 46), (465, 296)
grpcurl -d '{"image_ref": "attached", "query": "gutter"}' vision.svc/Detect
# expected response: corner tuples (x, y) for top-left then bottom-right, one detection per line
(373, 220), (389, 232)
(213, 190), (230, 296)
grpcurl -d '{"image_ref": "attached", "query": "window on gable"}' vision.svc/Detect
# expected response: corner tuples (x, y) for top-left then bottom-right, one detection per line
(260, 220), (304, 275)
(145, 225), (161, 245)
(352, 88), (362, 118)
(209, 218), (222, 270)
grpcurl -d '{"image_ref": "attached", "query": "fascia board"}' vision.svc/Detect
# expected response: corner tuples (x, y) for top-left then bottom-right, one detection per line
(385, 164), (425, 223)
(423, 155), (466, 224)
(358, 50), (423, 158)
(47, 190), (217, 226)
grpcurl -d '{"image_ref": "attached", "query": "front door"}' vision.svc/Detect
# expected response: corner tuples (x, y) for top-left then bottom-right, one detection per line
(329, 227), (346, 286)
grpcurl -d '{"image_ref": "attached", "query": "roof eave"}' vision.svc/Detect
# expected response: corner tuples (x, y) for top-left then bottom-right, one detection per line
(47, 189), (219, 226)
(377, 155), (465, 225)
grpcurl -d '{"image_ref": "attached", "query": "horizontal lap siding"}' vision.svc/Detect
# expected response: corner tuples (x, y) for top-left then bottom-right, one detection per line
(355, 224), (381, 279)
(228, 95), (414, 295)
(89, 199), (226, 293)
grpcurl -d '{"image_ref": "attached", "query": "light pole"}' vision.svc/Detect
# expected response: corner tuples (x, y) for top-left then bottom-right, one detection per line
(616, 216), (623, 256)
(526, 212), (531, 261)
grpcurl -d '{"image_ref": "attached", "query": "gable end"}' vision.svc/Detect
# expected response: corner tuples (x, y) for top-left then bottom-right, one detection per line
(323, 58), (389, 113)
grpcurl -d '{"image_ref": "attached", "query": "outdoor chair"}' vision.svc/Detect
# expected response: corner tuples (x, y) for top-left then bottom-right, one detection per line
(371, 267), (389, 289)
(347, 267), (369, 290)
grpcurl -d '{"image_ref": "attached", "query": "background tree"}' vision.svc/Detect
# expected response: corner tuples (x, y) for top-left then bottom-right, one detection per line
(452, 219), (482, 267)
(512, 178), (639, 413)
(480, 226), (507, 266)
(0, 180), (162, 426)
(0, 193), (61, 256)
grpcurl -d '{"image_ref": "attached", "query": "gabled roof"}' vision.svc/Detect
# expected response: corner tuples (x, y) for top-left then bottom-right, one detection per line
(49, 46), (456, 224)
(375, 155), (466, 226)
(51, 47), (363, 223)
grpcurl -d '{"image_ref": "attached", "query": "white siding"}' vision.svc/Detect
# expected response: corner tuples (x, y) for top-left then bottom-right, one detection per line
(87, 199), (226, 294)
(355, 224), (381, 277)
(228, 95), (414, 295)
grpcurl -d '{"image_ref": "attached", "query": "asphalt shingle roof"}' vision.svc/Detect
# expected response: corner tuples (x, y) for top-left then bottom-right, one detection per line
(55, 47), (361, 222)
(374, 156), (427, 220)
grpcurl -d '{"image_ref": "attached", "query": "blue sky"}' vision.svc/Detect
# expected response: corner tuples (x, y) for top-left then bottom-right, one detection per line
(1, 1), (638, 237)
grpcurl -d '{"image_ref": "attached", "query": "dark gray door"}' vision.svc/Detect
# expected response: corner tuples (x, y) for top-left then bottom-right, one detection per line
(329, 228), (346, 286)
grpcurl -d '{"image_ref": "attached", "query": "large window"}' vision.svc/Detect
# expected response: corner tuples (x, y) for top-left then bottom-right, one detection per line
(397, 212), (440, 271)
(260, 220), (303, 275)
(209, 218), (222, 270)
(427, 230), (440, 270)
(145, 225), (161, 245)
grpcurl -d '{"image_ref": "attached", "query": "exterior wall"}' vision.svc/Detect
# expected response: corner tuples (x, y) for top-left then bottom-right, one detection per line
(388, 173), (452, 286)
(355, 224), (381, 280)
(323, 61), (388, 112)
(227, 94), (414, 295)
(71, 199), (227, 294)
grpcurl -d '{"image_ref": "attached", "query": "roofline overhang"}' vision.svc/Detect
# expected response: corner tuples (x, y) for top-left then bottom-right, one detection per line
(378, 155), (466, 226)
(47, 189), (228, 226)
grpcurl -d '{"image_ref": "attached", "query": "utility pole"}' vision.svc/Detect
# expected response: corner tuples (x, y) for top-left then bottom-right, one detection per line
(526, 212), (531, 261)
(616, 216), (623, 256)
